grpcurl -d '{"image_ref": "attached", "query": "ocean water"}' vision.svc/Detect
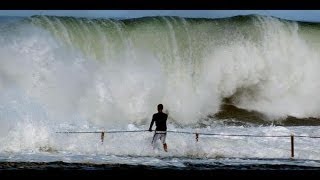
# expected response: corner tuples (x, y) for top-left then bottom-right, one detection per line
(0, 15), (320, 171)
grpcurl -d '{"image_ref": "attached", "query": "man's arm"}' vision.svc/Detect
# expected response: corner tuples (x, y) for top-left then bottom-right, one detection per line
(149, 115), (155, 132)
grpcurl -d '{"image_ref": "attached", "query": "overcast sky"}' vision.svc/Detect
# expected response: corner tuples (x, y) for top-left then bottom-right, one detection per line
(0, 10), (320, 22)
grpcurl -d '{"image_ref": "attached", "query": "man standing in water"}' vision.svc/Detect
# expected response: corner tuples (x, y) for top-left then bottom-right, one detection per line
(149, 104), (168, 152)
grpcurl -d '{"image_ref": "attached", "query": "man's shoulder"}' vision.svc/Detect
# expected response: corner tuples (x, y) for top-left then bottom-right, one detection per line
(153, 112), (168, 117)
(162, 112), (168, 118)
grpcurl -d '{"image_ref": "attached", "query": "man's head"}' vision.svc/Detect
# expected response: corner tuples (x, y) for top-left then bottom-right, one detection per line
(157, 104), (163, 112)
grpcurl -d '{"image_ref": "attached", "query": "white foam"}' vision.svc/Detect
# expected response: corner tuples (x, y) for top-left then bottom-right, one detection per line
(0, 16), (320, 156)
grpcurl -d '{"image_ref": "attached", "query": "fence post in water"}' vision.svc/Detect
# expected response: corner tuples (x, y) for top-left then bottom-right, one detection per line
(195, 133), (199, 142)
(291, 134), (294, 158)
(101, 132), (105, 144)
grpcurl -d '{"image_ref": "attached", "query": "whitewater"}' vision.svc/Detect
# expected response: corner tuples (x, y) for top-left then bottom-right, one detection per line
(0, 15), (320, 169)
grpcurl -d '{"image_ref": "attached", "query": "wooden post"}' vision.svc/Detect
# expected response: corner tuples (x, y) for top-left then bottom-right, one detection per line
(291, 134), (294, 158)
(101, 132), (105, 144)
(195, 133), (199, 142)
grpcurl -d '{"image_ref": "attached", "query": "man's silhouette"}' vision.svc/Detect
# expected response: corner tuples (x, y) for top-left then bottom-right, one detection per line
(149, 104), (168, 152)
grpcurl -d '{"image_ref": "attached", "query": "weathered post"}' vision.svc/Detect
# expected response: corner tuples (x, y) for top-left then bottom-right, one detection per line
(101, 132), (105, 144)
(291, 134), (294, 158)
(196, 133), (199, 142)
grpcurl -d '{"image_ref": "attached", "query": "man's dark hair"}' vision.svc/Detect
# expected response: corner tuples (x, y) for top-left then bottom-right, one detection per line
(157, 104), (163, 111)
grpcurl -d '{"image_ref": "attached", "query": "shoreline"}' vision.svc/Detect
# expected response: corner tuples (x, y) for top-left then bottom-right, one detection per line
(1, 161), (320, 176)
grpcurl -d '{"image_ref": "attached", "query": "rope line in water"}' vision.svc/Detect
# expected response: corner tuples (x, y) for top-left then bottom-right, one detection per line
(55, 130), (320, 138)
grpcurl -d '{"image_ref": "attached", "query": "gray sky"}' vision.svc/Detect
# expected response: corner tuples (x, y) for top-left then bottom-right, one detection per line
(0, 10), (320, 22)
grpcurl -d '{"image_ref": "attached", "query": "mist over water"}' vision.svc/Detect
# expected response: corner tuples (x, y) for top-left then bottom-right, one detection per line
(0, 15), (320, 161)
